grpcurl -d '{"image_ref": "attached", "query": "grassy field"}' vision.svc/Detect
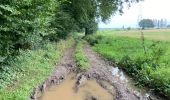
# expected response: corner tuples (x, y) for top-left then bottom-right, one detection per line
(85, 29), (170, 98)
(98, 29), (170, 41)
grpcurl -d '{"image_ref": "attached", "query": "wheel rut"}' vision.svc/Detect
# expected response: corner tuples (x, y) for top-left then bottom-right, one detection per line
(82, 44), (141, 100)
(31, 44), (76, 100)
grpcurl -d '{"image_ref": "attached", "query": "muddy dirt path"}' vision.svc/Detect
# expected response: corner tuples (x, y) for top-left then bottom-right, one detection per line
(31, 44), (76, 100)
(83, 44), (141, 100)
(32, 43), (164, 100)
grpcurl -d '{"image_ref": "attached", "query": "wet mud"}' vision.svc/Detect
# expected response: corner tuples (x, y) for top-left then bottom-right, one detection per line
(40, 74), (113, 100)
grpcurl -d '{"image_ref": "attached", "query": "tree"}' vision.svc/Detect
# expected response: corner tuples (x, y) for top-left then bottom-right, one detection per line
(167, 25), (170, 28)
(60, 0), (142, 35)
(139, 19), (154, 29)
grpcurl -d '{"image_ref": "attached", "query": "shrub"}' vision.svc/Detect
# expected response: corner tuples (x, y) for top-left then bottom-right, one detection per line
(0, 0), (58, 61)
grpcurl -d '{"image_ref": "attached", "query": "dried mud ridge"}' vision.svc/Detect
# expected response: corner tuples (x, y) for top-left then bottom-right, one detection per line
(31, 43), (158, 100)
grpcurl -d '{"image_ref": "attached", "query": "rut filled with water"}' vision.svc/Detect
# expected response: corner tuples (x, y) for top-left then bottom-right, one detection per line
(39, 74), (113, 100)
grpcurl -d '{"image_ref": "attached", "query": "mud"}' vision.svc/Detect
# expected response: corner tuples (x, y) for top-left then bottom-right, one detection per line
(83, 44), (139, 100)
(31, 42), (165, 100)
(40, 74), (113, 100)
(31, 44), (76, 100)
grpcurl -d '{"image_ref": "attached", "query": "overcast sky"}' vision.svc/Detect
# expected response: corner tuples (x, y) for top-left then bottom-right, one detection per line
(99, 0), (170, 28)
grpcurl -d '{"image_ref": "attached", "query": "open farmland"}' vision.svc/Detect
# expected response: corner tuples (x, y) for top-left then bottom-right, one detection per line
(98, 29), (170, 41)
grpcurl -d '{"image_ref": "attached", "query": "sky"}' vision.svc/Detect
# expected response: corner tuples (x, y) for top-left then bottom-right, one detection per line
(99, 0), (170, 28)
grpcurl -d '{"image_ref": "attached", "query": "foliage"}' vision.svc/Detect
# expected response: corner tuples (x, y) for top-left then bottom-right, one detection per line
(74, 40), (89, 71)
(60, 0), (142, 35)
(84, 19), (98, 35)
(84, 35), (102, 46)
(0, 0), (58, 62)
(48, 4), (79, 40)
(85, 32), (170, 98)
(139, 19), (154, 29)
(0, 0), (79, 62)
(0, 37), (74, 100)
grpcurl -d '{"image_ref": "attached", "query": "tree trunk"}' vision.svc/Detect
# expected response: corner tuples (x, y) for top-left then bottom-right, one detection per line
(85, 27), (89, 36)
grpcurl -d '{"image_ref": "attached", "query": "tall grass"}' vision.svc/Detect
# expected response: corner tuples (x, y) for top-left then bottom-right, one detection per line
(85, 34), (170, 98)
(0, 37), (74, 100)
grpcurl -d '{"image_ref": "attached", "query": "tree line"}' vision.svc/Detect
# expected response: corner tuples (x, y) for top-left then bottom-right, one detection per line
(139, 19), (170, 29)
(152, 19), (169, 28)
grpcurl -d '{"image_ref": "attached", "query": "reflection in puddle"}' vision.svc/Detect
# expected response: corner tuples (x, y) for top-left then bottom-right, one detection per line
(40, 74), (113, 100)
(111, 67), (127, 82)
(111, 67), (165, 100)
(120, 72), (126, 81)
(111, 67), (119, 76)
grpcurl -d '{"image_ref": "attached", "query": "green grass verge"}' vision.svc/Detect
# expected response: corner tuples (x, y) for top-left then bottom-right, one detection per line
(85, 33), (170, 98)
(74, 40), (89, 71)
(0, 37), (74, 100)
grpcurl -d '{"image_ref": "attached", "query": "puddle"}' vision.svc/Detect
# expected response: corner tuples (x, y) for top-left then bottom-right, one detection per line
(111, 66), (165, 100)
(39, 74), (113, 100)
(111, 67), (128, 82)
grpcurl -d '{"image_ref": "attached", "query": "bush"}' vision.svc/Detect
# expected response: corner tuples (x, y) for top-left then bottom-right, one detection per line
(0, 0), (58, 61)
(84, 35), (102, 46)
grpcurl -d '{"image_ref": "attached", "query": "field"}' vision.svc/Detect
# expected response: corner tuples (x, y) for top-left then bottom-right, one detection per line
(98, 29), (170, 41)
(85, 29), (170, 98)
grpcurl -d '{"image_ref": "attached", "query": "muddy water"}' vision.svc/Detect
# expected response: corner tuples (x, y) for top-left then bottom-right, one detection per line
(111, 67), (128, 83)
(111, 66), (165, 100)
(40, 74), (113, 100)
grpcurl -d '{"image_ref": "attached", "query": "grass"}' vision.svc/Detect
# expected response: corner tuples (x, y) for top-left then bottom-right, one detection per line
(0, 37), (74, 100)
(74, 40), (89, 71)
(85, 29), (170, 98)
(97, 29), (170, 41)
